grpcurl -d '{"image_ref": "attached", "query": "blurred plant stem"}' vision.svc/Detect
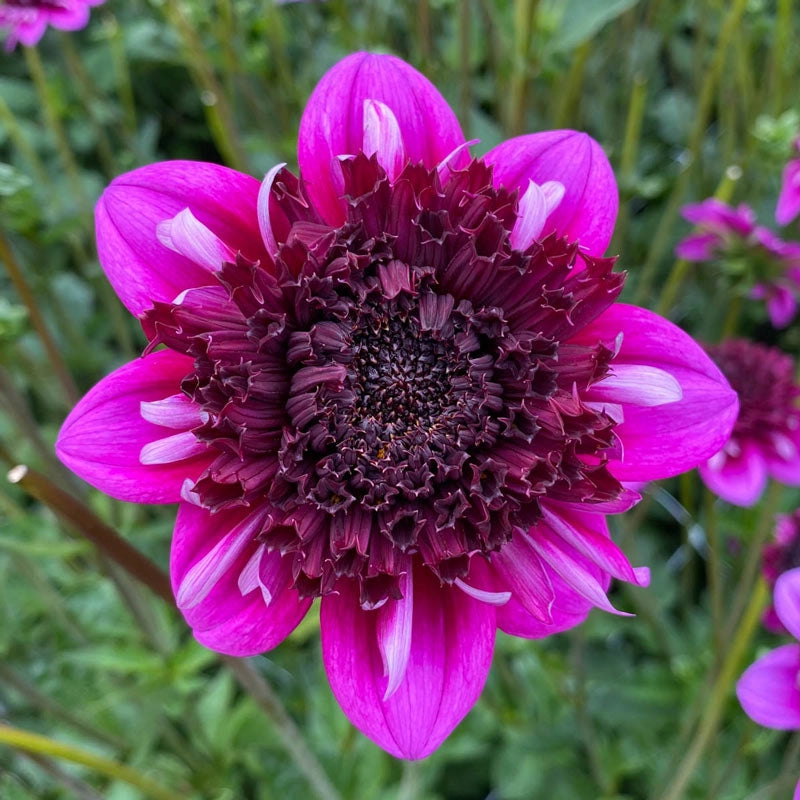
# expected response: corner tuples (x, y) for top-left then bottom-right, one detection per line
(23, 45), (92, 220)
(0, 664), (125, 751)
(767, 0), (792, 115)
(458, 0), (471, 131)
(164, 0), (249, 173)
(703, 489), (722, 657)
(57, 32), (117, 179)
(6, 464), (342, 800)
(103, 13), (138, 143)
(610, 73), (647, 255)
(506, 0), (538, 136)
(631, 0), (749, 308)
(0, 94), (49, 187)
(14, 750), (106, 800)
(655, 578), (767, 800)
(0, 722), (184, 800)
(415, 0), (432, 74)
(655, 164), (742, 317)
(552, 42), (590, 129)
(398, 760), (420, 800)
(0, 229), (80, 406)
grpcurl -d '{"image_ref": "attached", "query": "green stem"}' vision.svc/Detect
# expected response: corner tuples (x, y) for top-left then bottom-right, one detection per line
(506, 0), (537, 136)
(719, 293), (743, 340)
(552, 42), (590, 129)
(104, 13), (138, 142)
(631, 0), (749, 307)
(0, 229), (80, 406)
(703, 489), (722, 658)
(164, 0), (249, 172)
(458, 0), (472, 132)
(767, 0), (792, 115)
(655, 579), (768, 800)
(23, 46), (91, 220)
(0, 722), (183, 800)
(655, 165), (742, 317)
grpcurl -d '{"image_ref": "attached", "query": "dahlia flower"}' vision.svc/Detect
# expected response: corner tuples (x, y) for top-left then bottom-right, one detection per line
(737, 567), (800, 800)
(57, 52), (737, 758)
(676, 198), (800, 328)
(699, 340), (800, 508)
(0, 0), (103, 50)
(763, 511), (800, 633)
(777, 138), (800, 227)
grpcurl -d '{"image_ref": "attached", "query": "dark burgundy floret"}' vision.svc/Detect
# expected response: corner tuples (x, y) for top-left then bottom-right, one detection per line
(143, 154), (627, 607)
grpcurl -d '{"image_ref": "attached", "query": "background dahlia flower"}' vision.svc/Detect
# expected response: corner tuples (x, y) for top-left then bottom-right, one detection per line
(763, 511), (800, 633)
(676, 198), (800, 328)
(737, 567), (800, 800)
(56, 52), (737, 758)
(777, 137), (800, 227)
(0, 0), (103, 50)
(699, 339), (800, 507)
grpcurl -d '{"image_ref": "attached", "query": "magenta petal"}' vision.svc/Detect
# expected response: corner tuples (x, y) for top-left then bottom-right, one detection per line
(484, 130), (618, 256)
(766, 285), (798, 328)
(298, 52), (466, 226)
(56, 350), (212, 503)
(737, 643), (800, 729)
(320, 562), (495, 759)
(698, 441), (768, 507)
(496, 510), (614, 639)
(171, 503), (311, 655)
(777, 160), (800, 226)
(674, 232), (719, 261)
(96, 161), (269, 316)
(570, 304), (738, 481)
(775, 568), (800, 641)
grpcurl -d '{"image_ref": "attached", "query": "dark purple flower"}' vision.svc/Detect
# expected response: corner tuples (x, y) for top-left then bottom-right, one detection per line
(700, 339), (800, 507)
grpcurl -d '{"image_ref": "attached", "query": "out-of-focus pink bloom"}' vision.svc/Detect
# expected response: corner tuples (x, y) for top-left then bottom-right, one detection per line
(738, 567), (800, 800)
(676, 198), (800, 328)
(700, 340), (800, 507)
(56, 52), (738, 759)
(0, 0), (103, 50)
(763, 512), (800, 633)
(777, 138), (800, 227)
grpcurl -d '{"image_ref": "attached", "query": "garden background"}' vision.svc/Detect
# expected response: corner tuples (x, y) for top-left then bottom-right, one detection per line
(0, 0), (799, 798)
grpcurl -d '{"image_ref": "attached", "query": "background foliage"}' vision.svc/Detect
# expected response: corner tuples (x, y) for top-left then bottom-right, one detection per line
(1, 1), (799, 798)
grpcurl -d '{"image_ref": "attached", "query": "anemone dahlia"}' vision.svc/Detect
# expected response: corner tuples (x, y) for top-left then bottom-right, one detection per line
(0, 0), (103, 50)
(699, 339), (800, 508)
(56, 52), (737, 758)
(737, 567), (800, 800)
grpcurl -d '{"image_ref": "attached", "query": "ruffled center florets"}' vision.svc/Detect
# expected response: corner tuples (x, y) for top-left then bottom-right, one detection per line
(144, 153), (627, 607)
(707, 339), (800, 440)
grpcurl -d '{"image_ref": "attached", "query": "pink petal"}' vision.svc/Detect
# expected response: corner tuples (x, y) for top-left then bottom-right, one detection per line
(139, 431), (208, 465)
(510, 179), (565, 251)
(495, 510), (617, 639)
(96, 161), (269, 316)
(766, 432), (800, 485)
(156, 208), (235, 272)
(775, 568), (800, 641)
(586, 364), (682, 407)
(140, 394), (204, 429)
(698, 440), (768, 508)
(377, 570), (414, 701)
(484, 130), (618, 257)
(171, 503), (311, 656)
(490, 534), (555, 624)
(256, 162), (287, 259)
(766, 285), (798, 328)
(777, 160), (800, 226)
(737, 644), (800, 729)
(320, 562), (495, 759)
(570, 304), (739, 482)
(56, 351), (212, 503)
(363, 99), (406, 182)
(674, 232), (720, 261)
(298, 52), (466, 226)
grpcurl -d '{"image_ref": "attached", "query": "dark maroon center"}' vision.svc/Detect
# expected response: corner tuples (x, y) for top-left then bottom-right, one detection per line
(144, 153), (626, 606)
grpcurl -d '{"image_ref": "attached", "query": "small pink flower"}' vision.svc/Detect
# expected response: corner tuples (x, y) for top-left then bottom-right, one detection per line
(676, 199), (800, 328)
(0, 0), (103, 50)
(699, 340), (800, 507)
(777, 138), (800, 227)
(763, 512), (800, 633)
(56, 52), (738, 758)
(737, 567), (800, 800)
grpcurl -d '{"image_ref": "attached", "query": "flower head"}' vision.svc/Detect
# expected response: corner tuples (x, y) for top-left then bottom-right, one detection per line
(763, 511), (800, 632)
(56, 52), (737, 758)
(0, 0), (103, 50)
(737, 567), (800, 800)
(699, 339), (800, 507)
(777, 137), (800, 227)
(676, 198), (800, 328)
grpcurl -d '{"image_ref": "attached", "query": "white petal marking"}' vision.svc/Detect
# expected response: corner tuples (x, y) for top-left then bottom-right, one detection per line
(139, 431), (206, 465)
(587, 364), (683, 407)
(363, 99), (405, 181)
(376, 570), (414, 701)
(156, 208), (233, 272)
(257, 162), (288, 258)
